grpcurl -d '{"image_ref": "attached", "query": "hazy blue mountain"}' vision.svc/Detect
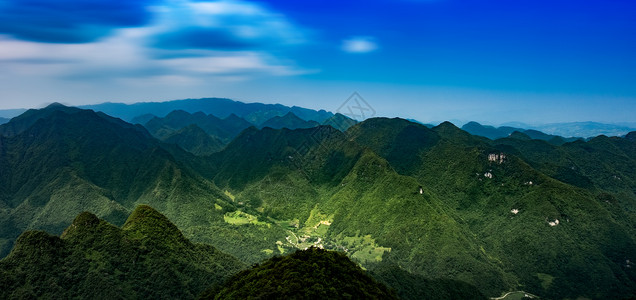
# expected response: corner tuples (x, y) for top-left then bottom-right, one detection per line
(463, 121), (581, 145)
(259, 112), (320, 129)
(461, 121), (521, 139)
(81, 98), (333, 124)
(0, 109), (27, 119)
(499, 121), (636, 138)
(533, 121), (636, 138)
(0, 117), (8, 125)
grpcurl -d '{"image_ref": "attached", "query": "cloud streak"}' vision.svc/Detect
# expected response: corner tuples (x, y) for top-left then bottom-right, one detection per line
(0, 0), (310, 84)
(342, 36), (378, 53)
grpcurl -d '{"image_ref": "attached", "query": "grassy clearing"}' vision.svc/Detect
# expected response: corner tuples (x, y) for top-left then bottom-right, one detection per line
(337, 233), (391, 264)
(261, 249), (274, 255)
(224, 190), (236, 202)
(536, 273), (554, 291)
(223, 211), (269, 227)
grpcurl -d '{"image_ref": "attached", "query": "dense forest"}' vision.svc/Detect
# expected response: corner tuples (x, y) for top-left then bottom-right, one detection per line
(1, 101), (635, 299)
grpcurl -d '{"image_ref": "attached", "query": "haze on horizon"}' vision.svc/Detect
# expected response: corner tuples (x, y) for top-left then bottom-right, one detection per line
(0, 0), (634, 125)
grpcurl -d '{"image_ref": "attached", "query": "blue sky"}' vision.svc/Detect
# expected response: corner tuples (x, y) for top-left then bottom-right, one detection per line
(0, 0), (634, 124)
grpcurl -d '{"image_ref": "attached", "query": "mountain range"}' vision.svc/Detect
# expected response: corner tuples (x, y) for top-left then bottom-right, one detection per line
(0, 100), (635, 299)
(80, 97), (333, 125)
(136, 107), (357, 156)
(498, 121), (636, 138)
(461, 121), (583, 144)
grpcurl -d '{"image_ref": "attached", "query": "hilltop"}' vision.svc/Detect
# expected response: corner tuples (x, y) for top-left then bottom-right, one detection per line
(0, 205), (245, 299)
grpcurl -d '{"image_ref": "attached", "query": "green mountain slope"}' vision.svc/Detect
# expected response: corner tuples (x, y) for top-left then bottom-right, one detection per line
(369, 264), (487, 300)
(204, 124), (510, 295)
(201, 247), (396, 299)
(322, 113), (358, 131)
(347, 117), (636, 299)
(163, 124), (225, 156)
(0, 205), (245, 299)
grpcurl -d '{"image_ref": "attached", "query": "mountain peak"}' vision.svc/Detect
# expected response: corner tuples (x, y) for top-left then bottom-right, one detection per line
(260, 111), (319, 130)
(435, 121), (459, 129)
(122, 205), (189, 246)
(71, 211), (101, 227)
(45, 102), (68, 109)
(205, 247), (397, 299)
(508, 131), (532, 140)
(433, 121), (465, 136)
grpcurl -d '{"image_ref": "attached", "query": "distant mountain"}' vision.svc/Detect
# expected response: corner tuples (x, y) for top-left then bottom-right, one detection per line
(0, 108), (27, 119)
(499, 121), (636, 138)
(533, 121), (636, 138)
(201, 247), (397, 299)
(81, 98), (333, 124)
(461, 121), (520, 139)
(0, 205), (245, 299)
(259, 112), (320, 130)
(322, 113), (357, 131)
(0, 117), (8, 125)
(462, 121), (580, 145)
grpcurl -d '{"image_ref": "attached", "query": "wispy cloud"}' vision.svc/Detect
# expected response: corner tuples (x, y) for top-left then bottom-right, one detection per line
(341, 36), (378, 53)
(0, 0), (309, 82)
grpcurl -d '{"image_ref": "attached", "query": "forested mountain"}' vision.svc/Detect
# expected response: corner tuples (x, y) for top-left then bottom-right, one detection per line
(139, 109), (355, 156)
(162, 124), (225, 156)
(0, 117), (8, 125)
(348, 118), (636, 299)
(0, 205), (245, 299)
(322, 113), (358, 131)
(0, 104), (268, 262)
(1, 104), (635, 299)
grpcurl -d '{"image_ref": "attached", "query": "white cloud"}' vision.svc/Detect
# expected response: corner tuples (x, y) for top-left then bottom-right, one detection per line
(152, 0), (305, 49)
(342, 36), (378, 53)
(0, 0), (310, 82)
